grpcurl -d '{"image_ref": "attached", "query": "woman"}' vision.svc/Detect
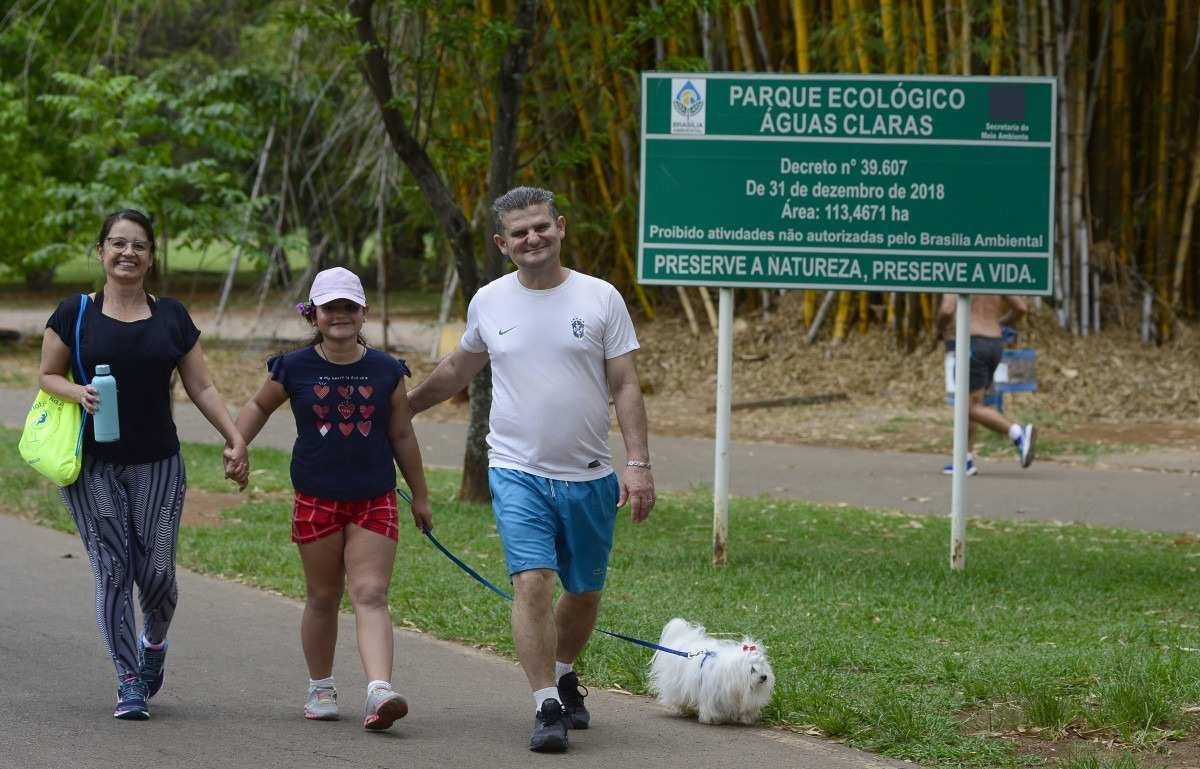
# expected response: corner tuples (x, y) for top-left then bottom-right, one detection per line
(38, 209), (248, 720)
(235, 267), (432, 731)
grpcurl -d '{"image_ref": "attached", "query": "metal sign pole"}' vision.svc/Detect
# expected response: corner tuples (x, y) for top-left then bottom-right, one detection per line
(949, 294), (971, 571)
(712, 287), (734, 567)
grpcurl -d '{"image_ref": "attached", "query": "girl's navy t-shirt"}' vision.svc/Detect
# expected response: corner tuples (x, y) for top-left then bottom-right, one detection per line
(268, 347), (410, 501)
(46, 291), (200, 465)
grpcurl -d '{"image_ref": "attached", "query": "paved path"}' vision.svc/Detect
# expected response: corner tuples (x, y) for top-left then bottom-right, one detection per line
(2, 386), (1193, 533)
(0, 514), (917, 769)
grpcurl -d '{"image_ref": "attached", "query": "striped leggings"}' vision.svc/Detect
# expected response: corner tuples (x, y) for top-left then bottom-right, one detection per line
(61, 453), (187, 680)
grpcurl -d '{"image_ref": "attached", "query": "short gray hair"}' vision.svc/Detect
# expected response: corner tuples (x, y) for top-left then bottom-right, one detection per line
(492, 186), (560, 232)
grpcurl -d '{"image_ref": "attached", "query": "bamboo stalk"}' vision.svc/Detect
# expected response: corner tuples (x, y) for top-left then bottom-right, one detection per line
(1171, 105), (1200, 322)
(881, 0), (899, 73)
(1154, 0), (1178, 339)
(989, 0), (1005, 75)
(791, 0), (812, 72)
(1112, 0), (1131, 267)
(846, 0), (873, 73)
(1071, 0), (1089, 335)
(544, 0), (652, 318)
(676, 286), (701, 336)
(921, 0), (939, 73)
(960, 0), (972, 75)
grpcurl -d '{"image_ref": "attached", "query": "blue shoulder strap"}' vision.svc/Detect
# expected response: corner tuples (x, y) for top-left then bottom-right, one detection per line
(73, 293), (89, 385)
(74, 294), (91, 453)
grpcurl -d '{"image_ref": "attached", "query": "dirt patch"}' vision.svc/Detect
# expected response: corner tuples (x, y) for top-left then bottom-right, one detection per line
(182, 488), (244, 528)
(1005, 731), (1197, 769)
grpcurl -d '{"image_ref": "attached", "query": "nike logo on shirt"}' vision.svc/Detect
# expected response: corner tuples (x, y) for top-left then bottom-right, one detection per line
(498, 326), (517, 335)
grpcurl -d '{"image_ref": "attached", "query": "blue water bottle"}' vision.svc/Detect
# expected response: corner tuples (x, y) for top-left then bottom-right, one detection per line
(92, 364), (120, 443)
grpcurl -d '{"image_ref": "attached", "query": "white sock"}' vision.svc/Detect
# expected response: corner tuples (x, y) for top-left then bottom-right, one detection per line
(533, 686), (559, 714)
(555, 661), (574, 680)
(141, 633), (165, 651)
(1008, 424), (1023, 441)
(367, 679), (391, 693)
(309, 676), (335, 690)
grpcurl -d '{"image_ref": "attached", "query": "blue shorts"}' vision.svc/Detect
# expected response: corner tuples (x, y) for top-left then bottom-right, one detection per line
(488, 468), (619, 594)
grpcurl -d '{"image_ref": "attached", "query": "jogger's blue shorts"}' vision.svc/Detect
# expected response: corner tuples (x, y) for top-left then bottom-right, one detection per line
(488, 468), (620, 594)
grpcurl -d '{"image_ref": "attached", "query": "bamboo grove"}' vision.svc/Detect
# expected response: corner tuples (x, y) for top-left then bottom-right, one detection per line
(3, 1), (1197, 344)
(434, 0), (1200, 344)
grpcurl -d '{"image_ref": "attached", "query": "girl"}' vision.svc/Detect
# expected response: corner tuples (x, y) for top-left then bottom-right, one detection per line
(234, 267), (432, 731)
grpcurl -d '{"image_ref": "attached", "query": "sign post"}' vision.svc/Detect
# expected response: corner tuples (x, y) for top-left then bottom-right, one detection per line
(638, 73), (1056, 568)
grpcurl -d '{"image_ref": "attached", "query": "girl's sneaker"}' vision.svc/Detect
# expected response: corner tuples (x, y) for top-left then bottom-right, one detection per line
(363, 684), (408, 730)
(305, 685), (339, 721)
(114, 677), (150, 720)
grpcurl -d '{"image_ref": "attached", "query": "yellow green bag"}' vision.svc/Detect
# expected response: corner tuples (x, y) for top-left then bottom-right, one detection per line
(19, 384), (85, 485)
(19, 294), (90, 486)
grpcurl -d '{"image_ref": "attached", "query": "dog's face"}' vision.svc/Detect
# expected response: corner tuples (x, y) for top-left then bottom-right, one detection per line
(741, 642), (775, 693)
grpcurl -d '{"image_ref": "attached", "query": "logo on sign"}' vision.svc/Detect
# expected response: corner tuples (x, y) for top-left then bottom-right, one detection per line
(670, 78), (706, 135)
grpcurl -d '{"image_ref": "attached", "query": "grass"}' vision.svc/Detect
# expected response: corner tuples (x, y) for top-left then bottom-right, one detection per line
(2, 428), (1198, 768)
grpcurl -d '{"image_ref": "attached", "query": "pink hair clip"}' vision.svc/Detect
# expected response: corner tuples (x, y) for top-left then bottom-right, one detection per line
(295, 302), (310, 316)
(742, 644), (757, 652)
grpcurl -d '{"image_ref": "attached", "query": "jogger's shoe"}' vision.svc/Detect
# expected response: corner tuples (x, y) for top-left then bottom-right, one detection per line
(557, 672), (590, 729)
(1016, 424), (1037, 468)
(114, 677), (150, 720)
(529, 698), (568, 753)
(138, 637), (167, 699)
(942, 457), (978, 476)
(363, 684), (408, 730)
(304, 685), (339, 721)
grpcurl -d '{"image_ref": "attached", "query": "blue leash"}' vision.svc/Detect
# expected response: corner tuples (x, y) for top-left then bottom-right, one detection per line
(400, 487), (696, 659)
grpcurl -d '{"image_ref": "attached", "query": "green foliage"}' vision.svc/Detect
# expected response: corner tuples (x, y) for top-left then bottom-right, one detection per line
(39, 64), (264, 257)
(0, 82), (59, 282)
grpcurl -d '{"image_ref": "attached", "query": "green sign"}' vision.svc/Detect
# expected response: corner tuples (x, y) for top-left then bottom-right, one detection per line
(638, 73), (1056, 294)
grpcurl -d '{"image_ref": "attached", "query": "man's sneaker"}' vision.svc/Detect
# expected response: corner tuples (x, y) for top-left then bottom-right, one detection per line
(941, 457), (978, 476)
(114, 677), (149, 720)
(557, 671), (590, 729)
(138, 637), (167, 699)
(530, 698), (568, 753)
(304, 685), (339, 721)
(363, 684), (408, 730)
(1015, 424), (1037, 468)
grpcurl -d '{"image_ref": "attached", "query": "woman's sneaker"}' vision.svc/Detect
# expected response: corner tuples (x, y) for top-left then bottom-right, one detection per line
(114, 677), (150, 720)
(305, 685), (339, 721)
(363, 684), (408, 730)
(138, 637), (167, 699)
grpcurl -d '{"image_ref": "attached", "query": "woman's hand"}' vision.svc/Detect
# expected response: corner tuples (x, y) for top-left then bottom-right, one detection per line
(223, 441), (249, 490)
(78, 384), (100, 415)
(409, 497), (433, 532)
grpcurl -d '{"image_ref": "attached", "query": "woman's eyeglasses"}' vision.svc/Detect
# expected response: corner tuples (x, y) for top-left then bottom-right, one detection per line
(104, 237), (150, 255)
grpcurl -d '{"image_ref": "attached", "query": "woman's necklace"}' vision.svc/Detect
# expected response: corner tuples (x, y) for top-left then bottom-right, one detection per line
(319, 341), (364, 364)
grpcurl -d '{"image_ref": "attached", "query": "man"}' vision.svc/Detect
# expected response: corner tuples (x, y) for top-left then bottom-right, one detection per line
(935, 293), (1037, 475)
(408, 186), (655, 753)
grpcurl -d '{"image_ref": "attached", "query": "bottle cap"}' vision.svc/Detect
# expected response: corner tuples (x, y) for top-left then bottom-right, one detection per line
(95, 364), (111, 376)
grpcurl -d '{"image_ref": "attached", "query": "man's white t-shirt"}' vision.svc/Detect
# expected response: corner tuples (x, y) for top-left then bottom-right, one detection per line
(460, 270), (639, 481)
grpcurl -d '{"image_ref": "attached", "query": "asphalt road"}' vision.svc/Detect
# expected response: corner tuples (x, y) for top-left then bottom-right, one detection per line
(0, 514), (917, 769)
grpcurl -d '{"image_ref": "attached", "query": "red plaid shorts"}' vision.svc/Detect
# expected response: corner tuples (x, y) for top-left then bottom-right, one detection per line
(291, 490), (399, 544)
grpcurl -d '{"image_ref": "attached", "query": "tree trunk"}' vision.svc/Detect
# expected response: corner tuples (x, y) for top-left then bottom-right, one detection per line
(350, 0), (489, 501)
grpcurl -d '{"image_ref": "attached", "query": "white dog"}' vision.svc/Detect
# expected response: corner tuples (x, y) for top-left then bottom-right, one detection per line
(647, 617), (775, 725)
